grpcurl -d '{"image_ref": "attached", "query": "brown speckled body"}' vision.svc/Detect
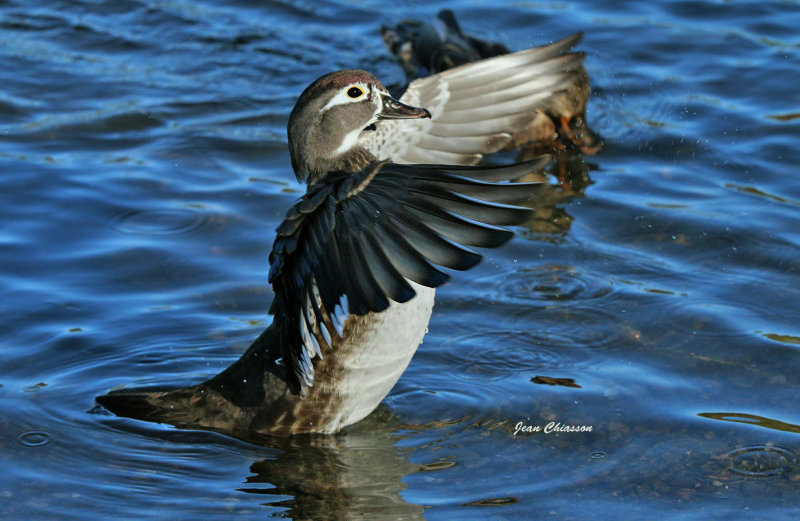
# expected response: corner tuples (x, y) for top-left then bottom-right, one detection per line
(98, 284), (435, 437)
(264, 283), (435, 434)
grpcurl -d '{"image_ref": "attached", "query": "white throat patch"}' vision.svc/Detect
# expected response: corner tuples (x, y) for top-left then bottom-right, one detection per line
(333, 126), (366, 155)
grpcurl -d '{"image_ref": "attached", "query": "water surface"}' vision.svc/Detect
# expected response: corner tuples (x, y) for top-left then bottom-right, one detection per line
(1, 0), (799, 519)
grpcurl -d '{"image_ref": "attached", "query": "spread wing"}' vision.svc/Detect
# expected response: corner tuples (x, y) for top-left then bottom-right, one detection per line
(363, 33), (585, 165)
(268, 157), (549, 392)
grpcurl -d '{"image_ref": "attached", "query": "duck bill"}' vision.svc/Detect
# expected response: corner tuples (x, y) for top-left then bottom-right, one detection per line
(378, 96), (431, 120)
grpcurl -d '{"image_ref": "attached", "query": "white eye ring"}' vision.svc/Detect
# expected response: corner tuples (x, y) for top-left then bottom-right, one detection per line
(346, 86), (365, 99)
(320, 82), (371, 113)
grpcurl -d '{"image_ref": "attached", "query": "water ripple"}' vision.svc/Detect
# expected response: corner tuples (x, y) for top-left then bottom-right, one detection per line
(441, 327), (599, 385)
(536, 306), (639, 352)
(487, 264), (617, 305)
(109, 206), (215, 236)
(721, 444), (797, 479)
(16, 430), (52, 447)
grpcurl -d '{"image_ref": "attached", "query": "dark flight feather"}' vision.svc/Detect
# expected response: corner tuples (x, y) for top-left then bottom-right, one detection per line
(268, 158), (547, 392)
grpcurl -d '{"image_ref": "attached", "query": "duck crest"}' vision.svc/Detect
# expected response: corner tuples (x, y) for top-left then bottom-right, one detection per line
(313, 69), (381, 90)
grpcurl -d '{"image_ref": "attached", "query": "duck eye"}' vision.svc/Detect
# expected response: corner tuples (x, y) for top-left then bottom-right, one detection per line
(347, 86), (364, 99)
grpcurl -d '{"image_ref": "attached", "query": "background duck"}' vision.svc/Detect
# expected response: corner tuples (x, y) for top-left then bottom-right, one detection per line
(381, 9), (602, 156)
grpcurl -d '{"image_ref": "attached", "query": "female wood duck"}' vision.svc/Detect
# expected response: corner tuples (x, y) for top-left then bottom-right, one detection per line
(97, 44), (581, 437)
(381, 9), (602, 155)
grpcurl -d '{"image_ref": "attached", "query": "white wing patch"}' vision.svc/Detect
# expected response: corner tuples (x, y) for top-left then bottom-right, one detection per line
(297, 276), (352, 386)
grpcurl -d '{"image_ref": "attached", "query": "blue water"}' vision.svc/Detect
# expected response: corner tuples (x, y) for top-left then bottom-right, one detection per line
(2, 0), (799, 519)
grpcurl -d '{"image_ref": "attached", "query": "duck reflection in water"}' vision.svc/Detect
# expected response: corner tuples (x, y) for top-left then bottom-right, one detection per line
(239, 409), (426, 520)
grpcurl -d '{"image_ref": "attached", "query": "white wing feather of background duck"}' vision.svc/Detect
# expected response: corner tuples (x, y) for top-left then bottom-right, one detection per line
(363, 33), (585, 165)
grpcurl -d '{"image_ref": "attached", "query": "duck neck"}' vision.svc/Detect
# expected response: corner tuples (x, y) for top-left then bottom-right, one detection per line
(298, 146), (378, 185)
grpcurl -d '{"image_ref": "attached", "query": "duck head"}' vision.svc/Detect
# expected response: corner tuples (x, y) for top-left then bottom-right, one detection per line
(287, 69), (430, 183)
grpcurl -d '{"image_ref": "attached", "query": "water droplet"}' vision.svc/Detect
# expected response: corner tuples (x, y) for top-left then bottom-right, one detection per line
(16, 431), (51, 447)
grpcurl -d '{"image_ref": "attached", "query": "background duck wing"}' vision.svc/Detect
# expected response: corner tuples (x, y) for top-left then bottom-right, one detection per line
(268, 157), (549, 392)
(381, 8), (511, 80)
(363, 34), (584, 165)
